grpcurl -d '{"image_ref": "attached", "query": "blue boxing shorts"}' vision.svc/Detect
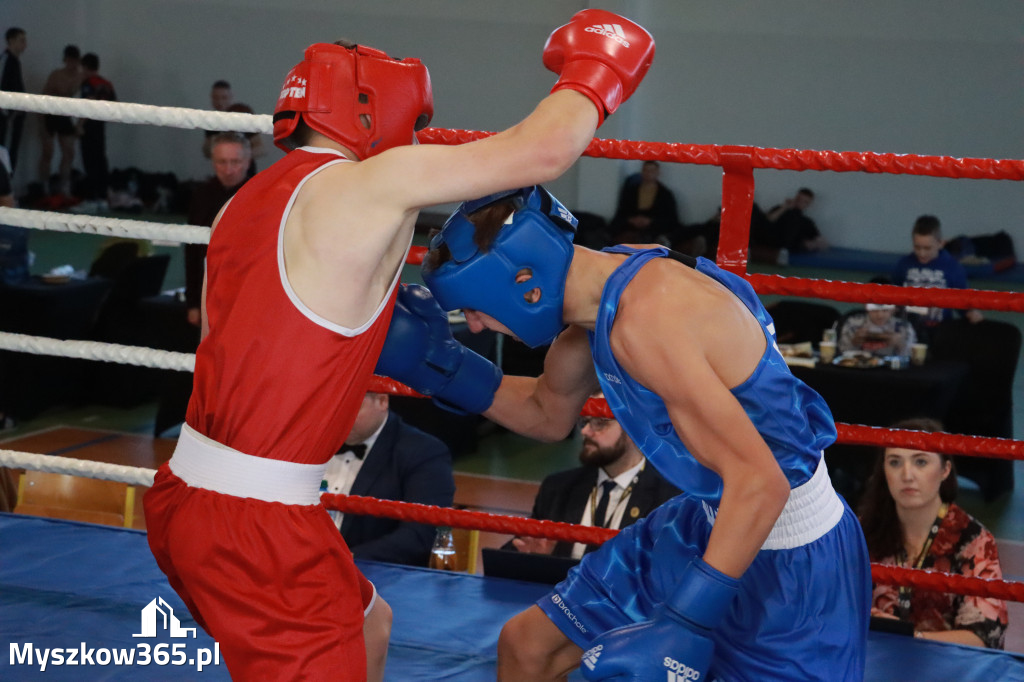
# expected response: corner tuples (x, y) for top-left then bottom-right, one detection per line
(537, 459), (870, 681)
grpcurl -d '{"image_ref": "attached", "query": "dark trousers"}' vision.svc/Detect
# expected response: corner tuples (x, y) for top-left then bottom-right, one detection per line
(80, 122), (109, 200)
(0, 111), (25, 170)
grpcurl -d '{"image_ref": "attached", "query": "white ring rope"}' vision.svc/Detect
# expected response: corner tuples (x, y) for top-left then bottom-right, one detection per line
(0, 91), (272, 135)
(0, 95), (255, 372)
(0, 207), (211, 245)
(0, 450), (156, 487)
(0, 332), (195, 372)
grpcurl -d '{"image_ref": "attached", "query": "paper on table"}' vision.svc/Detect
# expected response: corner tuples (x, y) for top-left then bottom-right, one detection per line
(46, 264), (75, 277)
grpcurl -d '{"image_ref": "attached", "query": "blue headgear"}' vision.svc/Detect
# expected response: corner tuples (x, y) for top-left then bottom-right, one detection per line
(422, 186), (577, 348)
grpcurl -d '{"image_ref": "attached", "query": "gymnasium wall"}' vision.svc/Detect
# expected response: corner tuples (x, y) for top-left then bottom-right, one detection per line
(4, 0), (1021, 252)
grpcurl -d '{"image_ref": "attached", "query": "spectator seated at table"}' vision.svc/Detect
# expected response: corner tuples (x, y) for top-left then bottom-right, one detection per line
(857, 417), (1008, 649)
(893, 215), (983, 343)
(504, 405), (680, 560)
(838, 304), (916, 358)
(750, 188), (826, 265)
(323, 391), (456, 567)
(608, 160), (680, 246)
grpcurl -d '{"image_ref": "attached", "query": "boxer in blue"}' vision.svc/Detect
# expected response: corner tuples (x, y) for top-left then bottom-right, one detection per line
(376, 186), (871, 681)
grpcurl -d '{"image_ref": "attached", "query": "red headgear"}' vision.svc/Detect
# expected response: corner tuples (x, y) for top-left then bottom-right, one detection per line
(273, 43), (433, 159)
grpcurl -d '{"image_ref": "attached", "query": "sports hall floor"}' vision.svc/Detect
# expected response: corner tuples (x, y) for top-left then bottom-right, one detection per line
(6, 219), (1024, 652)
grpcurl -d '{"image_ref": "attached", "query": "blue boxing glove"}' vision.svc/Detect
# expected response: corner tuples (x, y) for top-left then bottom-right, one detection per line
(580, 557), (739, 682)
(376, 284), (502, 414)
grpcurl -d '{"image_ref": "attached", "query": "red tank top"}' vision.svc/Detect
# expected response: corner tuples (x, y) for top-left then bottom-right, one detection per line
(186, 148), (398, 464)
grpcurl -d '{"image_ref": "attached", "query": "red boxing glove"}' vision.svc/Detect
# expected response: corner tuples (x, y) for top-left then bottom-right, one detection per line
(543, 9), (655, 125)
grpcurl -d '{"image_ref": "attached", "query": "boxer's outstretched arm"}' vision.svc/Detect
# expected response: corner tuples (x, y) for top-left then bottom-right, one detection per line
(483, 325), (600, 443)
(347, 8), (655, 213)
(356, 89), (599, 213)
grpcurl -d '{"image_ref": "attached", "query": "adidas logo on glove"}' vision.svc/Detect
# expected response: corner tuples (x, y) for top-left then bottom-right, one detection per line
(665, 656), (702, 681)
(585, 23), (630, 47)
(581, 644), (603, 671)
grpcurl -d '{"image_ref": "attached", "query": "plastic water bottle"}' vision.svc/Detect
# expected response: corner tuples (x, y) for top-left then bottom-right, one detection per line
(429, 526), (458, 570)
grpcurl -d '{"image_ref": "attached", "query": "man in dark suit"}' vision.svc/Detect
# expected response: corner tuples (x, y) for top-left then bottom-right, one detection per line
(322, 392), (456, 567)
(508, 411), (680, 559)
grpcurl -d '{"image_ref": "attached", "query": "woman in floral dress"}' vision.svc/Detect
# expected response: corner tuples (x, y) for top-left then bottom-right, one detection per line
(858, 417), (1008, 648)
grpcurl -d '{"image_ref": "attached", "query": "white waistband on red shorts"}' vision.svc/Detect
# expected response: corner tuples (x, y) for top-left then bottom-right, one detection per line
(168, 424), (326, 506)
(702, 455), (845, 551)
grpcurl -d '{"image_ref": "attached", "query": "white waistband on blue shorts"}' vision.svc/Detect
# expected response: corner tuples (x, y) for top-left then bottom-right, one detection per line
(168, 424), (327, 506)
(702, 455), (845, 551)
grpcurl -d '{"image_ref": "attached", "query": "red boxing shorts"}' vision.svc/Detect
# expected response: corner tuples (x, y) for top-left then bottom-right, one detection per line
(144, 426), (375, 680)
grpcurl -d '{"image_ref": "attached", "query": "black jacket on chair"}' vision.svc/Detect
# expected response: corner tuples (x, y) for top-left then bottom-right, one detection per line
(340, 412), (455, 567)
(514, 463), (681, 558)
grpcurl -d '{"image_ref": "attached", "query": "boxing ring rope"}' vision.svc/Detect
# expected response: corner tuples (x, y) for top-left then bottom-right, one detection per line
(2, 92), (1022, 605)
(0, 92), (271, 135)
(0, 206), (211, 244)
(5, 92), (1022, 180)
(0, 332), (196, 371)
(0, 450), (156, 487)
(2, 446), (1022, 604)
(0, 325), (1019, 460)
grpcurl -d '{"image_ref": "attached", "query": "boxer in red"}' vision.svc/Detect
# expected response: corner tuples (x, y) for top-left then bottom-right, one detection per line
(143, 10), (655, 680)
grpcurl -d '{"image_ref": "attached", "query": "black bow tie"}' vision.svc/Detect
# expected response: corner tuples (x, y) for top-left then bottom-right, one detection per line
(339, 443), (367, 460)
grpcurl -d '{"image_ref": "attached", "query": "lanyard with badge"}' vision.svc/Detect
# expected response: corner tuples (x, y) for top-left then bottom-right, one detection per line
(895, 502), (948, 619)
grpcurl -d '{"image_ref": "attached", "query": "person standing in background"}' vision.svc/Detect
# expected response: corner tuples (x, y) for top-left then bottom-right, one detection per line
(201, 79), (234, 159)
(76, 53), (117, 212)
(38, 45), (82, 203)
(0, 28), (27, 171)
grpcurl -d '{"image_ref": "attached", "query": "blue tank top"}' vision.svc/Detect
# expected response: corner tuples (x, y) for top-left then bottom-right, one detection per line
(589, 247), (836, 499)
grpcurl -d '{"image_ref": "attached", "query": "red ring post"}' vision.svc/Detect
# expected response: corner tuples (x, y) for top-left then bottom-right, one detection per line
(717, 148), (756, 275)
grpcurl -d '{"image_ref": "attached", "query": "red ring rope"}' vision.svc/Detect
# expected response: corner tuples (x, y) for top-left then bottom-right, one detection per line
(323, 494), (1024, 603)
(837, 424), (1024, 460)
(322, 493), (616, 546)
(747, 276), (1024, 313)
(419, 129), (1024, 181)
(871, 564), (1024, 603)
